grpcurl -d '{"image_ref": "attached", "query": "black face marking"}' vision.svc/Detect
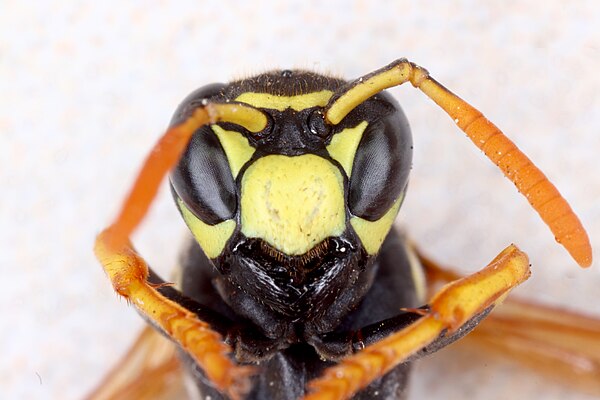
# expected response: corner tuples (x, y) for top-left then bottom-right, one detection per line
(219, 231), (370, 325)
(250, 108), (333, 156)
(307, 109), (330, 139)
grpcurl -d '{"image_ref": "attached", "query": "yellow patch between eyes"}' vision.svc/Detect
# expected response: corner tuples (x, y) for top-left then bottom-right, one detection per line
(326, 121), (368, 176)
(176, 198), (236, 259)
(350, 196), (403, 255)
(235, 90), (333, 111)
(212, 125), (255, 178)
(240, 154), (345, 255)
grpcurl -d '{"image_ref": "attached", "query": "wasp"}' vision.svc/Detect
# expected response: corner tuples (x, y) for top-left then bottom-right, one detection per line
(90, 59), (597, 400)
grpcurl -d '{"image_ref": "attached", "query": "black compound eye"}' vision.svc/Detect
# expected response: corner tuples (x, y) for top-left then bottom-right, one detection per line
(171, 126), (237, 225)
(348, 92), (413, 221)
(169, 83), (237, 225)
(307, 109), (330, 139)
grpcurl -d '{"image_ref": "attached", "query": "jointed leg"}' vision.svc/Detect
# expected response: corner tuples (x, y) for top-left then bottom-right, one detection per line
(95, 103), (268, 400)
(303, 245), (530, 400)
(415, 246), (600, 395)
(309, 58), (591, 398)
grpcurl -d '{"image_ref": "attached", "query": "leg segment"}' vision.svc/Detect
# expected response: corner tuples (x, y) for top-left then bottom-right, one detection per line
(416, 246), (600, 395)
(325, 59), (592, 267)
(95, 102), (268, 400)
(307, 229), (488, 365)
(303, 245), (530, 400)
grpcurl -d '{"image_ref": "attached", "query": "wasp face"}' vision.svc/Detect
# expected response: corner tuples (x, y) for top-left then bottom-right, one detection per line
(170, 70), (412, 334)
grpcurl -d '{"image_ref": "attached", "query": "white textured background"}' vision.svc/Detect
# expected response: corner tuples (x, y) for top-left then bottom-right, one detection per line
(2, 2), (599, 399)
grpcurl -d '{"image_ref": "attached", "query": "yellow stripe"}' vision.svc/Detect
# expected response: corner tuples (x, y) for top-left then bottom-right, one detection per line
(177, 198), (236, 259)
(326, 121), (368, 176)
(235, 90), (333, 111)
(350, 196), (403, 255)
(212, 125), (255, 178)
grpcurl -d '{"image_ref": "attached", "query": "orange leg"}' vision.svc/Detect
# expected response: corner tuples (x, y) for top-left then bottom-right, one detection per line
(94, 102), (267, 400)
(303, 245), (531, 400)
(325, 59), (592, 268)
(415, 247), (600, 396)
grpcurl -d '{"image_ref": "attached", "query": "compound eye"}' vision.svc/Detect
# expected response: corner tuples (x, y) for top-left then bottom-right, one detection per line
(169, 83), (244, 225)
(171, 126), (237, 225)
(348, 93), (412, 220)
(307, 109), (330, 139)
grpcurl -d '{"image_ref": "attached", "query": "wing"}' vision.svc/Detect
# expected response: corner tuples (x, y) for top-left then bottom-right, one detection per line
(418, 247), (600, 396)
(463, 298), (600, 396)
(85, 326), (188, 400)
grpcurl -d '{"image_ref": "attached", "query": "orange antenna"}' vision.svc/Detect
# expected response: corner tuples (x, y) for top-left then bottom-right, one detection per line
(107, 102), (268, 249)
(95, 101), (267, 399)
(325, 59), (592, 267)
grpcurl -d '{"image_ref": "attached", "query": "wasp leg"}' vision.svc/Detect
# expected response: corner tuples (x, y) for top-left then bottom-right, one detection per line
(306, 230), (488, 400)
(415, 248), (600, 396)
(304, 228), (422, 360)
(312, 304), (492, 363)
(95, 102), (268, 400)
(303, 245), (531, 400)
(145, 266), (238, 336)
(95, 231), (254, 399)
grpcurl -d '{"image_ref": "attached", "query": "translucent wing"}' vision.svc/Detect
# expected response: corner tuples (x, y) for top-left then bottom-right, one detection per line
(89, 247), (600, 399)
(418, 248), (600, 396)
(463, 298), (600, 396)
(85, 326), (187, 400)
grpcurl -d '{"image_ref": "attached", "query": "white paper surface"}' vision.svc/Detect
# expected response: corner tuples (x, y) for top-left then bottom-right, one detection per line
(2, 2), (599, 399)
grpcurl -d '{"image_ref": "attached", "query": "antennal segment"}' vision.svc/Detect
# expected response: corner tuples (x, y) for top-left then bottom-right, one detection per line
(325, 59), (591, 267)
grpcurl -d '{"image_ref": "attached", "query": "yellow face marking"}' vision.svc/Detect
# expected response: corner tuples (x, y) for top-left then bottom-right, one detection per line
(177, 198), (236, 259)
(350, 196), (403, 255)
(235, 90), (333, 112)
(240, 154), (345, 255)
(211, 125), (255, 178)
(326, 121), (368, 176)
